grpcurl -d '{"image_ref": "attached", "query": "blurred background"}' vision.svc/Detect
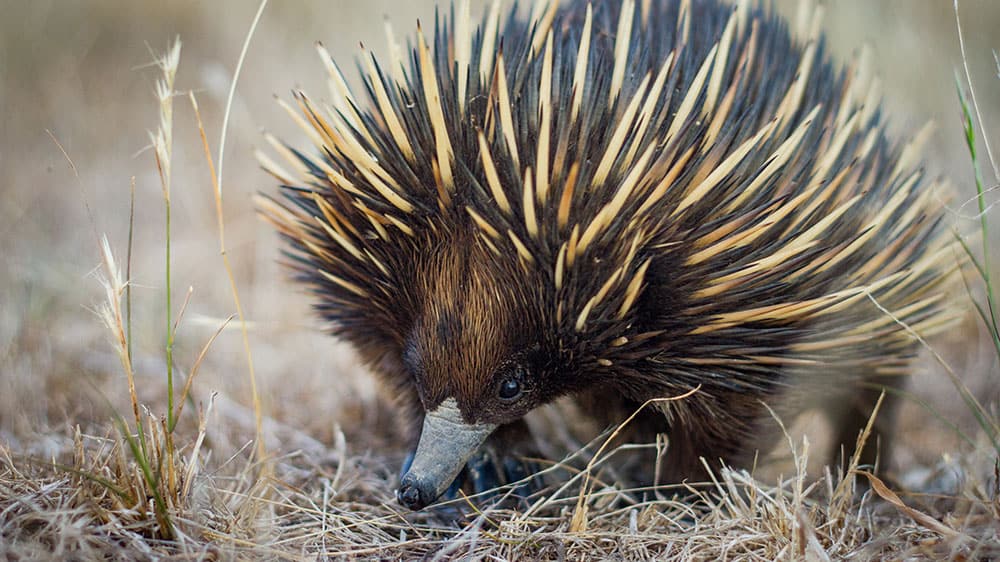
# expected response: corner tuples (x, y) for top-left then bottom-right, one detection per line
(1, 1), (998, 471)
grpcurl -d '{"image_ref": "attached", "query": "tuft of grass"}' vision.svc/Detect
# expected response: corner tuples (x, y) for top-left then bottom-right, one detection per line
(90, 39), (188, 539)
(37, 6), (277, 547)
(83, 38), (241, 542)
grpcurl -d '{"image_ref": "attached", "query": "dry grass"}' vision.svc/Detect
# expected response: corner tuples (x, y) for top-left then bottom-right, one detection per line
(3, 425), (999, 560)
(2, 1), (1000, 560)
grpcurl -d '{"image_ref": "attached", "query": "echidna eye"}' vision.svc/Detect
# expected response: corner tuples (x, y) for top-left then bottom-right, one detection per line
(498, 377), (522, 401)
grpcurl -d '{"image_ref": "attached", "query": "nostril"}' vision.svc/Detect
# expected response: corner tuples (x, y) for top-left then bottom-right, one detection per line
(396, 479), (425, 510)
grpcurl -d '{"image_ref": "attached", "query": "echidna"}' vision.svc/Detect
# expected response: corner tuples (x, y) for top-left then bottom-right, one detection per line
(258, 0), (957, 510)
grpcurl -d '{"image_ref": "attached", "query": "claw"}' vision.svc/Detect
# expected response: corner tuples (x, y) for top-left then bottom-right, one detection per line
(466, 451), (543, 505)
(503, 457), (540, 500)
(467, 450), (502, 496)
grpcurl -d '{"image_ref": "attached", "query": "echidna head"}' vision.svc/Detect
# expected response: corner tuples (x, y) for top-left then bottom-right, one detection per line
(396, 235), (591, 509)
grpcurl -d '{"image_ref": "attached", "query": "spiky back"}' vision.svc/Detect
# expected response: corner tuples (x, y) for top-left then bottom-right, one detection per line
(259, 0), (957, 397)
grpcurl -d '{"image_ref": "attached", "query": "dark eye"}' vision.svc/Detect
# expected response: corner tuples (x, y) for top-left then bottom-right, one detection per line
(497, 365), (528, 402)
(498, 377), (522, 401)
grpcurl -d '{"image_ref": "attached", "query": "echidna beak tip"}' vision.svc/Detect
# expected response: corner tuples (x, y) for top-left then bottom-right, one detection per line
(396, 475), (430, 510)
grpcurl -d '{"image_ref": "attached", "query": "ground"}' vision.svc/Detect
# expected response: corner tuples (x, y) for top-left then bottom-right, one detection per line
(1, 1), (999, 560)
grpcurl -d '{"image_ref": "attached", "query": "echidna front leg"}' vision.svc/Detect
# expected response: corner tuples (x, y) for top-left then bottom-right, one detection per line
(826, 374), (906, 476)
(644, 389), (788, 484)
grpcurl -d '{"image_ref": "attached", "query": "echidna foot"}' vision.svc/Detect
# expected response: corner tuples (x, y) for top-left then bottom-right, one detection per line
(464, 448), (542, 505)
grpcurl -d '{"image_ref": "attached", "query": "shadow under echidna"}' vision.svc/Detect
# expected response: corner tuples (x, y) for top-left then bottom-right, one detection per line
(258, 0), (959, 510)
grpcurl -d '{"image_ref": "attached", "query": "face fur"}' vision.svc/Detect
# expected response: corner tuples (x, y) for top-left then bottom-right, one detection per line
(399, 233), (574, 426)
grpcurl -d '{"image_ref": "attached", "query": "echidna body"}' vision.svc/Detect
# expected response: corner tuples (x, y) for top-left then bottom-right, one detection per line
(260, 0), (956, 509)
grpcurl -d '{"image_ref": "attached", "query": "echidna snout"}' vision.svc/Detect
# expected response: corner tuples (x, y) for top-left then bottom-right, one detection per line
(397, 399), (496, 509)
